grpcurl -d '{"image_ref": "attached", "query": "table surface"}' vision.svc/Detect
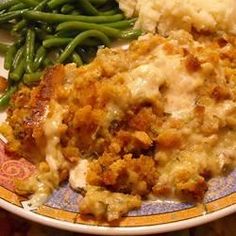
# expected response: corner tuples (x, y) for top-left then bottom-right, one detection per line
(0, 209), (235, 236)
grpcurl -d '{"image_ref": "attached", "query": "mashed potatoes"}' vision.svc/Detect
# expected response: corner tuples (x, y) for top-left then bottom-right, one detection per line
(117, 0), (236, 35)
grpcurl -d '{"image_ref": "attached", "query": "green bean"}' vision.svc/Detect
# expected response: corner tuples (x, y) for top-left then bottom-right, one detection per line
(77, 46), (97, 63)
(58, 30), (110, 63)
(24, 11), (124, 23)
(33, 46), (46, 71)
(0, 86), (17, 108)
(34, 0), (48, 11)
(10, 59), (26, 81)
(0, 0), (19, 11)
(23, 72), (42, 84)
(20, 0), (38, 7)
(88, 0), (107, 6)
(101, 9), (120, 16)
(41, 24), (54, 34)
(25, 29), (36, 73)
(0, 43), (9, 56)
(98, 1), (117, 11)
(9, 3), (27, 11)
(82, 38), (102, 46)
(34, 27), (53, 41)
(56, 21), (121, 38)
(61, 4), (74, 14)
(4, 43), (18, 70)
(42, 57), (53, 67)
(71, 10), (81, 15)
(0, 9), (28, 24)
(49, 48), (63, 63)
(55, 30), (77, 37)
(57, 23), (139, 40)
(12, 0), (48, 33)
(77, 0), (100, 16)
(71, 52), (83, 66)
(48, 0), (71, 9)
(77, 0), (119, 16)
(43, 37), (101, 48)
(104, 19), (136, 29)
(119, 29), (142, 39)
(43, 37), (72, 48)
(34, 27), (52, 41)
(12, 46), (25, 71)
(12, 19), (27, 33)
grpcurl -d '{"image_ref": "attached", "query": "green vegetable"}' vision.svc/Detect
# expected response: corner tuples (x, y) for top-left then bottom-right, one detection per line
(0, 86), (17, 108)
(48, 0), (71, 9)
(88, 0), (108, 6)
(0, 43), (9, 56)
(58, 30), (110, 63)
(0, 0), (18, 11)
(56, 21), (121, 38)
(33, 46), (46, 71)
(43, 37), (72, 48)
(4, 43), (18, 70)
(23, 72), (42, 84)
(42, 58), (53, 67)
(100, 9), (120, 16)
(61, 4), (74, 14)
(12, 0), (48, 33)
(25, 29), (36, 73)
(0, 9), (28, 24)
(9, 3), (27, 11)
(119, 29), (142, 39)
(12, 19), (27, 33)
(0, 0), (140, 109)
(104, 18), (136, 29)
(71, 52), (83, 67)
(10, 59), (26, 81)
(12, 46), (25, 71)
(24, 11), (124, 24)
(20, 0), (38, 8)
(77, 0), (100, 16)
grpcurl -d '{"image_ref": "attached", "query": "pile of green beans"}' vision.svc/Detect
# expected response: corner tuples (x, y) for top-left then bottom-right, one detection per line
(0, 0), (141, 108)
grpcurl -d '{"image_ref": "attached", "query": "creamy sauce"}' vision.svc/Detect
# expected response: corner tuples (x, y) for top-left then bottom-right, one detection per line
(126, 64), (165, 100)
(125, 46), (202, 117)
(27, 101), (66, 207)
(28, 189), (49, 208)
(43, 101), (65, 171)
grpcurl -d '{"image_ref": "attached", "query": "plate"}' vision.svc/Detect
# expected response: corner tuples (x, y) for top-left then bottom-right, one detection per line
(0, 50), (236, 235)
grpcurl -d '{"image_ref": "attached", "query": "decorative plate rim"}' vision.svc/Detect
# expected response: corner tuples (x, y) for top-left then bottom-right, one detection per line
(0, 196), (235, 235)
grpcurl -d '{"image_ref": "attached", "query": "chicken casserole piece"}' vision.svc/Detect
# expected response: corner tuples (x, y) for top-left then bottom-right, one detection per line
(1, 30), (236, 221)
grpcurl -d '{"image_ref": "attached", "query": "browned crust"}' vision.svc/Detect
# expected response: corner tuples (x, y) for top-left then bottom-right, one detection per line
(6, 65), (65, 159)
(24, 65), (65, 133)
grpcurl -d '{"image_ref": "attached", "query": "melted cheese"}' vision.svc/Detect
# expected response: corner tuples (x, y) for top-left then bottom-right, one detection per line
(27, 189), (50, 208)
(26, 100), (65, 207)
(125, 45), (203, 117)
(43, 101), (65, 171)
(126, 64), (165, 100)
